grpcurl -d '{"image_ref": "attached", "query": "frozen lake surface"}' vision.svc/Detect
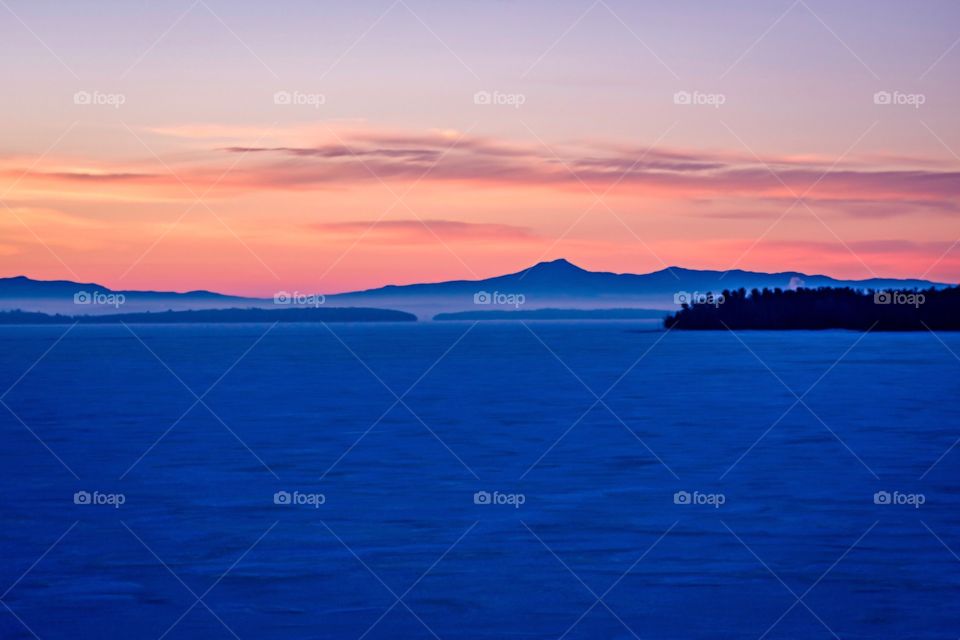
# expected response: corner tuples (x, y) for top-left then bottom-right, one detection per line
(1, 322), (958, 639)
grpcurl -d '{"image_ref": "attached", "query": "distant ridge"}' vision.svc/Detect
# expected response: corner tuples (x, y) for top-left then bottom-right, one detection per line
(321, 259), (949, 317)
(0, 274), (240, 299)
(0, 307), (416, 325)
(1, 260), (950, 319)
(434, 308), (666, 321)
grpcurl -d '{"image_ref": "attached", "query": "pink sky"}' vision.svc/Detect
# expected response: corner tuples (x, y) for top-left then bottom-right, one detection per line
(1, 0), (958, 295)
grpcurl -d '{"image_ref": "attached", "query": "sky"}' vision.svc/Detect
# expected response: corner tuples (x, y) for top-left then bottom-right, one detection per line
(1, 0), (959, 295)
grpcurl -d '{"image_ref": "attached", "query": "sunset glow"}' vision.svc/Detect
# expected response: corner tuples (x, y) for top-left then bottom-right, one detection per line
(2, 0), (959, 294)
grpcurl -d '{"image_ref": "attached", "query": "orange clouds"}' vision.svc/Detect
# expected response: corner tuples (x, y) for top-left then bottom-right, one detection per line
(229, 129), (960, 211)
(5, 125), (958, 209)
(2, 122), (958, 293)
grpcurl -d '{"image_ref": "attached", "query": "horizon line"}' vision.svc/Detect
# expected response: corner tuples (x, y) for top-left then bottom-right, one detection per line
(1, 257), (952, 299)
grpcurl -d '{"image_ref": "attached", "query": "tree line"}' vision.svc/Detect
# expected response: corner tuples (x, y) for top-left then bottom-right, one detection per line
(664, 286), (960, 330)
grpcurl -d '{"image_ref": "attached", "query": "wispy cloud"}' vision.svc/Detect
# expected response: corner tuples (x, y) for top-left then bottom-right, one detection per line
(310, 219), (537, 243)
(214, 130), (960, 208)
(3, 125), (958, 216)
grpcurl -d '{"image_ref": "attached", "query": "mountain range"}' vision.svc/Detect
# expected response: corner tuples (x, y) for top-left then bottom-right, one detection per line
(0, 259), (949, 319)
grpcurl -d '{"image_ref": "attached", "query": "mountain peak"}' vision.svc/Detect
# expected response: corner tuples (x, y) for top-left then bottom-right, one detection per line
(526, 258), (587, 273)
